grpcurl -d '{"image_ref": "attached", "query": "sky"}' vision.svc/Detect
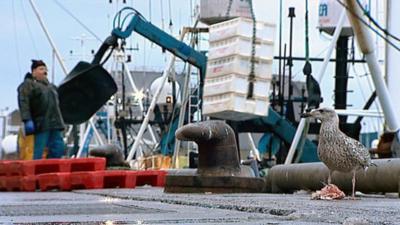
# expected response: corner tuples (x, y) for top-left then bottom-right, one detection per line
(0, 0), (384, 132)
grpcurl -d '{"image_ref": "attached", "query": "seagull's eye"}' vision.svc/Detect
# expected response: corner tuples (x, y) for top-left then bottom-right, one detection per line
(318, 109), (324, 113)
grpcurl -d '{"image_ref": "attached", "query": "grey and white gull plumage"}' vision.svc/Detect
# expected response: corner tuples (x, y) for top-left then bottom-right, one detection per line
(302, 107), (373, 198)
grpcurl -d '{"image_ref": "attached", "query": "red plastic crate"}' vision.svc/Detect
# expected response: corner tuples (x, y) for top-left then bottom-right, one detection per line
(21, 176), (37, 192)
(22, 159), (70, 176)
(38, 170), (137, 191)
(3, 175), (36, 192)
(1, 160), (66, 176)
(0, 160), (23, 176)
(70, 171), (104, 189)
(37, 172), (71, 191)
(4, 176), (21, 191)
(135, 170), (167, 187)
(69, 157), (106, 172)
(0, 158), (106, 192)
(103, 170), (137, 189)
(3, 158), (106, 176)
(0, 176), (6, 191)
(0, 161), (10, 176)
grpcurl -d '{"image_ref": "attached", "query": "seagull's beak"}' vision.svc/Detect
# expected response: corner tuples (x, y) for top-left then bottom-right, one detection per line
(301, 108), (320, 118)
(300, 112), (312, 118)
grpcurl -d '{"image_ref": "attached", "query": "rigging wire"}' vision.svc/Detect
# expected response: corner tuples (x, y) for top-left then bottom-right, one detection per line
(294, 0), (312, 163)
(189, 0), (193, 25)
(160, 0), (168, 62)
(335, 0), (387, 129)
(358, 52), (383, 127)
(54, 0), (102, 43)
(165, 18), (201, 156)
(335, 0), (400, 52)
(11, 0), (22, 78)
(355, 0), (400, 43)
(305, 0), (310, 61)
(148, 0), (152, 23)
(21, 0), (39, 57)
(168, 0), (173, 32)
(351, 64), (381, 131)
(160, 0), (165, 30)
(277, 0), (283, 112)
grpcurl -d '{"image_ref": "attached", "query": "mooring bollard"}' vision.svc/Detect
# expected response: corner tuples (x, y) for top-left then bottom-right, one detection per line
(165, 120), (265, 193)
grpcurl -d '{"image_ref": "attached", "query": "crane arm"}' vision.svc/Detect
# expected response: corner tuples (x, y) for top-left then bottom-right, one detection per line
(111, 8), (207, 80)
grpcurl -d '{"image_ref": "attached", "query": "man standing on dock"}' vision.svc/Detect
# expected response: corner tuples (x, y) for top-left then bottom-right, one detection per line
(17, 60), (65, 159)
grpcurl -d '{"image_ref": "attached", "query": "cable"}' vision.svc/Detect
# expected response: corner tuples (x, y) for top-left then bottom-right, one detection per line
(11, 0), (22, 78)
(335, 0), (400, 52)
(21, 1), (39, 57)
(148, 0), (152, 23)
(113, 7), (146, 30)
(120, 12), (137, 28)
(168, 0), (173, 31)
(337, 0), (396, 130)
(357, 51), (384, 127)
(355, 0), (400, 43)
(189, 0), (193, 25)
(305, 0), (310, 60)
(351, 63), (381, 131)
(54, 0), (102, 43)
(160, 0), (165, 30)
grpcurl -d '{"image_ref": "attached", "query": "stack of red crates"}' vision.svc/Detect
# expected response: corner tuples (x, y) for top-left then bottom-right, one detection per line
(0, 158), (167, 192)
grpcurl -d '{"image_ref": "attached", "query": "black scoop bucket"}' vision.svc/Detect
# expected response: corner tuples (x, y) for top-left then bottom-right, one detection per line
(58, 36), (118, 124)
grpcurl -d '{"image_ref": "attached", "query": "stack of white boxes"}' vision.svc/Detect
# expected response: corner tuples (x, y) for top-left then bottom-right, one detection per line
(203, 17), (276, 121)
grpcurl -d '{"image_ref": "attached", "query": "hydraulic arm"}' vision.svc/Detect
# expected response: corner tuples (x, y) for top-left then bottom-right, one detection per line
(58, 7), (317, 162)
(111, 8), (207, 76)
(58, 7), (207, 125)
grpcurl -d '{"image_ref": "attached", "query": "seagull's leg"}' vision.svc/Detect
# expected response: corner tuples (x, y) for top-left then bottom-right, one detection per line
(328, 170), (332, 185)
(352, 170), (356, 199)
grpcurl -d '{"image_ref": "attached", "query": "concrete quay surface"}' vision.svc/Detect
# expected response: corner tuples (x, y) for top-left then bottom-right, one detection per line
(0, 187), (399, 225)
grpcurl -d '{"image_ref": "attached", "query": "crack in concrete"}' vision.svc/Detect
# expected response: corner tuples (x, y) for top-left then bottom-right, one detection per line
(74, 191), (296, 217)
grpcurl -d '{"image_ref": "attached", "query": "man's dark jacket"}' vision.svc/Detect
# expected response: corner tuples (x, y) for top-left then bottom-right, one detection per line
(17, 73), (65, 133)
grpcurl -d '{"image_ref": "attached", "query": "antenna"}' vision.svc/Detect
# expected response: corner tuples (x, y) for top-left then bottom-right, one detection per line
(109, 0), (126, 3)
(69, 33), (96, 62)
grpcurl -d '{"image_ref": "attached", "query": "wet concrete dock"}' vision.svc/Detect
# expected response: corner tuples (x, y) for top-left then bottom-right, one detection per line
(0, 187), (399, 224)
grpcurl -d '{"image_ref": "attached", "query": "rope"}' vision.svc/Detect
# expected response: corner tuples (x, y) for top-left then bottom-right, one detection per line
(247, 0), (257, 99)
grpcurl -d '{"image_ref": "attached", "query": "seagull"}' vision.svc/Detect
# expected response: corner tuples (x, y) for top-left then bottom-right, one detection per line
(301, 107), (373, 198)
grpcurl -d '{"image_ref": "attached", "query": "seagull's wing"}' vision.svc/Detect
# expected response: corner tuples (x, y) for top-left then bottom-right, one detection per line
(344, 137), (372, 167)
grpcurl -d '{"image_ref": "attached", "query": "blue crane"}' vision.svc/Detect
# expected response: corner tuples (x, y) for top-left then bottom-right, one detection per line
(58, 7), (318, 162)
